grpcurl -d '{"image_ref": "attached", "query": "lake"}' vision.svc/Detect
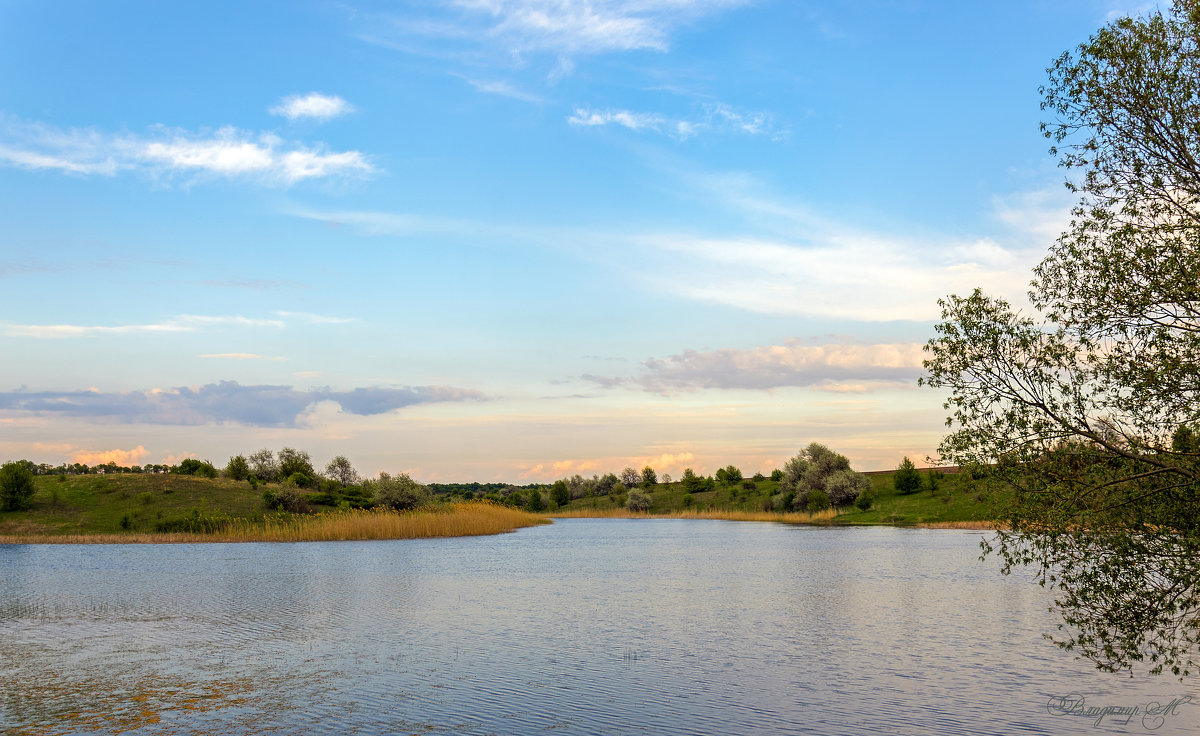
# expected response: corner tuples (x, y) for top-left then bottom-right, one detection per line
(1, 519), (1196, 734)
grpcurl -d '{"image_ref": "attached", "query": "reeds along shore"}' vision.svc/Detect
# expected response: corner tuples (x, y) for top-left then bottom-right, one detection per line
(0, 502), (550, 544)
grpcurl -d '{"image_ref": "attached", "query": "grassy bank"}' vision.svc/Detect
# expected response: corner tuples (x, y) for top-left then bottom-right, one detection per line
(553, 469), (1003, 527)
(0, 473), (548, 543)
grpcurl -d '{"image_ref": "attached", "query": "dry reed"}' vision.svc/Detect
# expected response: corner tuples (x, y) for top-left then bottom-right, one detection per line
(0, 502), (550, 544)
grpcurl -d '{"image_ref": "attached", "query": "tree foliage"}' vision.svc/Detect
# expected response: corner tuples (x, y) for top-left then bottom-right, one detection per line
(248, 449), (278, 482)
(640, 466), (657, 488)
(779, 443), (869, 509)
(324, 455), (359, 487)
(893, 457), (922, 494)
(366, 472), (430, 511)
(922, 1), (1200, 677)
(278, 447), (315, 480)
(0, 461), (36, 511)
(626, 489), (652, 512)
(225, 455), (250, 481)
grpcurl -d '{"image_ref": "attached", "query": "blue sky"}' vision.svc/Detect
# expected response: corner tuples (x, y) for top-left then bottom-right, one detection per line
(0, 0), (1131, 481)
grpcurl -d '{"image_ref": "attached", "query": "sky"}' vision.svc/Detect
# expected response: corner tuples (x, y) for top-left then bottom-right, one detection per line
(0, 0), (1138, 483)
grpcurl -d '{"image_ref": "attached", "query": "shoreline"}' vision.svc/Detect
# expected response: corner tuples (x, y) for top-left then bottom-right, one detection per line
(0, 503), (549, 544)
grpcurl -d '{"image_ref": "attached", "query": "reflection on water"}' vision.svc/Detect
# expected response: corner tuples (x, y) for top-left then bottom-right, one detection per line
(1, 521), (1196, 734)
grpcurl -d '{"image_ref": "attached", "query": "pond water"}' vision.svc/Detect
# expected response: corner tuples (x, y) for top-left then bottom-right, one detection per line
(1, 520), (1196, 735)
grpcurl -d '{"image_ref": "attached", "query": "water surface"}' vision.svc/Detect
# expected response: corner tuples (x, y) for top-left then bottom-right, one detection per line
(2, 520), (1196, 734)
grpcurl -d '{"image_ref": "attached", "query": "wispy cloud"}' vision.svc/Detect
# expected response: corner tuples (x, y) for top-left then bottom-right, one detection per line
(584, 341), (925, 393)
(366, 0), (749, 68)
(463, 77), (543, 102)
(273, 310), (355, 324)
(270, 93), (354, 121)
(0, 381), (488, 427)
(1, 313), (310, 339)
(568, 103), (784, 140)
(0, 116), (373, 185)
(199, 353), (286, 361)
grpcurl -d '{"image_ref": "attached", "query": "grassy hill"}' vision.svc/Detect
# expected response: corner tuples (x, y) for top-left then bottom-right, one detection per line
(0, 473), (268, 536)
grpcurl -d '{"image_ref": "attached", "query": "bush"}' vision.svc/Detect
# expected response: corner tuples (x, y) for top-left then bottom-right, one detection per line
(626, 490), (651, 512)
(805, 488), (831, 511)
(367, 472), (431, 511)
(855, 488), (875, 511)
(526, 489), (546, 512)
(225, 455), (250, 481)
(682, 493), (694, 508)
(0, 461), (36, 511)
(175, 458), (218, 478)
(155, 508), (232, 533)
(770, 469), (784, 482)
(262, 485), (305, 513)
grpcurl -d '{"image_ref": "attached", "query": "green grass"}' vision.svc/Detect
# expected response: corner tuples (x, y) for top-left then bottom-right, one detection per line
(0, 473), (268, 536)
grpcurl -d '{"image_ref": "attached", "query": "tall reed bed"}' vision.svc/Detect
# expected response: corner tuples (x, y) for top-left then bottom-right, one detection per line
(0, 502), (549, 544)
(549, 507), (839, 524)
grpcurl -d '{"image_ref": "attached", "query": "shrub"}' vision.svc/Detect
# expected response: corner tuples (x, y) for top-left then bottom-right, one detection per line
(682, 493), (694, 508)
(0, 461), (36, 511)
(855, 488), (875, 511)
(806, 488), (831, 511)
(225, 455), (250, 481)
(263, 485), (305, 513)
(770, 469), (784, 482)
(366, 472), (431, 511)
(155, 508), (232, 533)
(175, 458), (218, 478)
(626, 490), (651, 512)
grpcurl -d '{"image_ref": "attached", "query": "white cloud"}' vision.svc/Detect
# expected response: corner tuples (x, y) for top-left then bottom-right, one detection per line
(270, 93), (354, 121)
(568, 103), (783, 140)
(568, 107), (667, 131)
(0, 116), (373, 185)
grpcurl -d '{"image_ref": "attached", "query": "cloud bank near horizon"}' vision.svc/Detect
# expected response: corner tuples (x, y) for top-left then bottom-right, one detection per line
(0, 381), (487, 427)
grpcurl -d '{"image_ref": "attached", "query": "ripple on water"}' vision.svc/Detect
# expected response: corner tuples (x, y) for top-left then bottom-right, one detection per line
(1, 523), (1197, 735)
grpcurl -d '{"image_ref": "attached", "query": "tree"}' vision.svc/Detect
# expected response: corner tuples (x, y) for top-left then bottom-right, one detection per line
(225, 455), (250, 481)
(324, 455), (359, 487)
(620, 466), (641, 488)
(248, 449), (278, 482)
(551, 479), (570, 507)
(278, 447), (315, 480)
(780, 443), (869, 509)
(922, 1), (1200, 677)
(0, 461), (36, 511)
(640, 466), (657, 488)
(715, 465), (743, 485)
(526, 488), (546, 512)
(893, 457), (922, 494)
